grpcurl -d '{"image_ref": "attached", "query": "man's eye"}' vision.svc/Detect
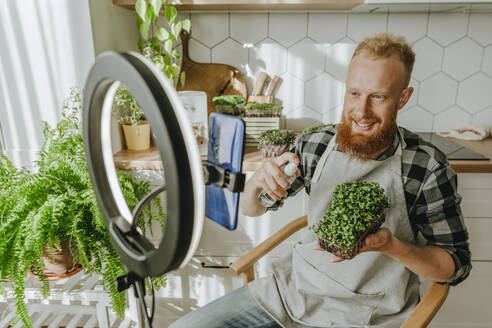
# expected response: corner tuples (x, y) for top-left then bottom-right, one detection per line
(372, 95), (384, 100)
(350, 92), (358, 96)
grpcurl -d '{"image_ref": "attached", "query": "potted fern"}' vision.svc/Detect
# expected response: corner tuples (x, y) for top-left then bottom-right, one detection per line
(257, 129), (296, 158)
(312, 181), (390, 259)
(0, 89), (166, 327)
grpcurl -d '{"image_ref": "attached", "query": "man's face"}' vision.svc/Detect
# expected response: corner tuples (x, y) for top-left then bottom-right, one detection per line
(337, 53), (413, 160)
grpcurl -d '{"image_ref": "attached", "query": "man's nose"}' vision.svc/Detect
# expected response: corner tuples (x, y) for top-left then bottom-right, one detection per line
(355, 95), (371, 118)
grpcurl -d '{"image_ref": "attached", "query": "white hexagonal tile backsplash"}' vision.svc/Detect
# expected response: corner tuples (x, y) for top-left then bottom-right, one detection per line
(412, 38), (443, 81)
(287, 38), (325, 81)
(347, 13), (388, 42)
(387, 13), (427, 43)
(469, 13), (492, 46)
(443, 37), (483, 81)
(230, 13), (267, 45)
(434, 106), (471, 132)
(427, 13), (468, 46)
(187, 12), (492, 132)
(249, 38), (287, 77)
(211, 38), (248, 73)
(305, 73), (344, 113)
(419, 73), (458, 113)
(269, 13), (307, 47)
(191, 13), (229, 47)
(308, 13), (347, 44)
(457, 73), (492, 113)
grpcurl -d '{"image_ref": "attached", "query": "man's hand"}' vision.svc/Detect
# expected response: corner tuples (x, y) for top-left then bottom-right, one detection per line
(315, 228), (394, 263)
(314, 227), (455, 282)
(240, 152), (300, 217)
(249, 152), (301, 201)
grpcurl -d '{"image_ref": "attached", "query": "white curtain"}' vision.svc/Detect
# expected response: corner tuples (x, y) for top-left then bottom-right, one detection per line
(0, 0), (95, 168)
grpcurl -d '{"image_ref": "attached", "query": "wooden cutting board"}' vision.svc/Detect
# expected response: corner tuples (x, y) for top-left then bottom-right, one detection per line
(176, 30), (248, 116)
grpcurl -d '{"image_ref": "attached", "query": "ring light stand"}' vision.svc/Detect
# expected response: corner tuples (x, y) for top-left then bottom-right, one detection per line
(82, 51), (245, 327)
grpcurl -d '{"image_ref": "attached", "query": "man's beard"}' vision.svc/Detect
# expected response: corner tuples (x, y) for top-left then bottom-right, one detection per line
(336, 111), (397, 161)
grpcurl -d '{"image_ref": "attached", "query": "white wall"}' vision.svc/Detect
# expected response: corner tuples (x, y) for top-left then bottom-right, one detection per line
(181, 11), (492, 133)
(0, 0), (95, 168)
(88, 4), (492, 133)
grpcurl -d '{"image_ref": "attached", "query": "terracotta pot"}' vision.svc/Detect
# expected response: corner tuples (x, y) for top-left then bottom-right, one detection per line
(122, 120), (151, 151)
(29, 241), (82, 280)
(318, 213), (386, 260)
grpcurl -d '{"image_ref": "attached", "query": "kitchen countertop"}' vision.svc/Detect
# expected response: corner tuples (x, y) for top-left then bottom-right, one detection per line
(113, 137), (492, 173)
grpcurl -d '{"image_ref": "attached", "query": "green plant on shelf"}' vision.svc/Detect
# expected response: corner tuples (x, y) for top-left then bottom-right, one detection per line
(244, 103), (283, 117)
(212, 95), (245, 106)
(312, 181), (390, 256)
(257, 129), (296, 149)
(212, 95), (246, 115)
(0, 88), (166, 328)
(112, 84), (145, 126)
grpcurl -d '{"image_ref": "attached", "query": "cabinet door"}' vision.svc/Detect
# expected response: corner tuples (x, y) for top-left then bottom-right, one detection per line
(458, 173), (492, 218)
(425, 262), (492, 327)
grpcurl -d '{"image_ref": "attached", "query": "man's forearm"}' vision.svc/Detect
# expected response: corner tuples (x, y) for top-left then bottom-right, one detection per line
(240, 179), (267, 217)
(383, 236), (455, 282)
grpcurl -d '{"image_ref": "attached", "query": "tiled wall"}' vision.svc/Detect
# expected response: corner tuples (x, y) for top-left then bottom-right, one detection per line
(184, 12), (492, 132)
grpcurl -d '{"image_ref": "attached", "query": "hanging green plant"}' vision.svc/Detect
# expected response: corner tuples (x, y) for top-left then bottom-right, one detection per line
(136, 0), (190, 87)
(312, 181), (390, 259)
(0, 88), (166, 327)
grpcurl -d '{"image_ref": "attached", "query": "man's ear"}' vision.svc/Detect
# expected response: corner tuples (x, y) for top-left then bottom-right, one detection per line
(397, 87), (414, 110)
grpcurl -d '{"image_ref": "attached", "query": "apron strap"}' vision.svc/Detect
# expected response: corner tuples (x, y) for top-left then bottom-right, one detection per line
(311, 135), (337, 184)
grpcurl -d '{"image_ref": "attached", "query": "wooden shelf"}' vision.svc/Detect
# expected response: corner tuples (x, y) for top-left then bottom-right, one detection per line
(114, 138), (492, 173)
(113, 0), (364, 11)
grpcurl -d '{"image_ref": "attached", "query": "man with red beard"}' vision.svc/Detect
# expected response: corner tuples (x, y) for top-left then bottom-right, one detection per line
(170, 33), (470, 328)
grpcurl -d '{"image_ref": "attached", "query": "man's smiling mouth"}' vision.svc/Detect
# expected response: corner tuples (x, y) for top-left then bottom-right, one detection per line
(353, 120), (376, 132)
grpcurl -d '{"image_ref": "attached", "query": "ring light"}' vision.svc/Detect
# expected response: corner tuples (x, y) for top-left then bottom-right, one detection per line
(82, 51), (205, 279)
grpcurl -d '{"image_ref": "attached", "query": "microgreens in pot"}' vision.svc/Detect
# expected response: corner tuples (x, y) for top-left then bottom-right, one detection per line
(312, 181), (390, 259)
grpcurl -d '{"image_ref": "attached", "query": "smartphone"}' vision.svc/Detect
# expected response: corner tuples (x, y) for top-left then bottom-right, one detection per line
(205, 113), (245, 230)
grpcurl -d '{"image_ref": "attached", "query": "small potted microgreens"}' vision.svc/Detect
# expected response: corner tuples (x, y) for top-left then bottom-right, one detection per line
(312, 181), (390, 259)
(257, 129), (296, 158)
(112, 85), (150, 151)
(212, 95), (246, 116)
(244, 103), (283, 117)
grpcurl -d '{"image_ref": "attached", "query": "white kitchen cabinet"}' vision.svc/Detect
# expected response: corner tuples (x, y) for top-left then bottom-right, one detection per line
(428, 173), (492, 328)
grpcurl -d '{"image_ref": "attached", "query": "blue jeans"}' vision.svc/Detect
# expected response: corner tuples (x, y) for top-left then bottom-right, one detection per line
(169, 285), (282, 328)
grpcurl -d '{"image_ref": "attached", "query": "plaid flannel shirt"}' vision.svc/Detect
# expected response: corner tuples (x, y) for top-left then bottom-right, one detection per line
(268, 125), (471, 286)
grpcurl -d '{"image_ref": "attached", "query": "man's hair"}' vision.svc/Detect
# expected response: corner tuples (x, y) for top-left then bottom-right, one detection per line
(352, 32), (415, 86)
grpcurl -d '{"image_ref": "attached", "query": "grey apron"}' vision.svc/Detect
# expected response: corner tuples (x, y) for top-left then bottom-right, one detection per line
(249, 128), (420, 328)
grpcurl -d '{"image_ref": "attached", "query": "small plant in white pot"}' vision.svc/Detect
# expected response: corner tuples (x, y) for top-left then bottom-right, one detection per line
(258, 129), (296, 158)
(112, 85), (150, 151)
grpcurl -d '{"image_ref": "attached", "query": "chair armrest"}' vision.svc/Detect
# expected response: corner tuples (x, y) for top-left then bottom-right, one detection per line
(401, 281), (450, 328)
(229, 215), (307, 277)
